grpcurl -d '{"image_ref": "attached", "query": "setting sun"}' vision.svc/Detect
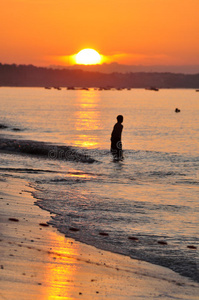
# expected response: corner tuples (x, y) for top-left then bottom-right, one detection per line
(75, 48), (102, 65)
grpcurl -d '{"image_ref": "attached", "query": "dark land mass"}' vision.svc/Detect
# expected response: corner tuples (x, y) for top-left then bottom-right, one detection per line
(0, 63), (199, 88)
(51, 62), (199, 75)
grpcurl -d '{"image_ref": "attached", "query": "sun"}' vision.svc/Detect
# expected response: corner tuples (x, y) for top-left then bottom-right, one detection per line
(75, 48), (102, 65)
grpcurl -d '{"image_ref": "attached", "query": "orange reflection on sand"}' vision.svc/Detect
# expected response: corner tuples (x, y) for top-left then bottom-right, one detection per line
(74, 90), (100, 148)
(44, 232), (79, 300)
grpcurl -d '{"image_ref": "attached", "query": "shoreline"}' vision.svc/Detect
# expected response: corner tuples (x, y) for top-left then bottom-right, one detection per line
(0, 176), (199, 299)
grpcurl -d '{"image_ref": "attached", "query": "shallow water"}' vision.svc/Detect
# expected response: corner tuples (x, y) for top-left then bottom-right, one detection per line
(0, 87), (198, 282)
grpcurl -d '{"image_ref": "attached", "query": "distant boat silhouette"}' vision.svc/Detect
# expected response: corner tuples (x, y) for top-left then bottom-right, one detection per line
(67, 87), (75, 90)
(145, 87), (159, 91)
(175, 108), (181, 113)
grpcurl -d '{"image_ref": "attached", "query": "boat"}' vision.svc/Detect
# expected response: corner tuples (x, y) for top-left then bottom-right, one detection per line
(67, 87), (75, 90)
(145, 87), (159, 91)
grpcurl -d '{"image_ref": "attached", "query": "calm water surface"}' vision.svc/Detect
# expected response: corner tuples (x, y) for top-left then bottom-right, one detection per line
(0, 87), (198, 282)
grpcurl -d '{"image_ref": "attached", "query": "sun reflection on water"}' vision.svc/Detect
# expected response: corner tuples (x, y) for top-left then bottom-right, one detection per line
(67, 169), (96, 179)
(74, 90), (101, 148)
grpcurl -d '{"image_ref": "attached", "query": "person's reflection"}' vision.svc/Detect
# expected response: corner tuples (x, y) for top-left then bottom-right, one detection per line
(110, 115), (124, 160)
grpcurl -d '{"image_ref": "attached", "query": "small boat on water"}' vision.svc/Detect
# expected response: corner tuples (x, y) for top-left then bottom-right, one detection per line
(145, 87), (159, 91)
(81, 87), (89, 91)
(67, 87), (76, 90)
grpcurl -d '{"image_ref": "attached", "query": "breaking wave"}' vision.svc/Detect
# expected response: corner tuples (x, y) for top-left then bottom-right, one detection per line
(0, 138), (96, 163)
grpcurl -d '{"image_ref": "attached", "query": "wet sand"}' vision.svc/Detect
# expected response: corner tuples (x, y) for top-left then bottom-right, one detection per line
(0, 176), (198, 300)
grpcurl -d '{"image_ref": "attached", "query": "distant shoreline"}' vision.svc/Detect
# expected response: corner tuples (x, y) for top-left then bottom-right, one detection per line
(0, 86), (198, 91)
(0, 63), (199, 89)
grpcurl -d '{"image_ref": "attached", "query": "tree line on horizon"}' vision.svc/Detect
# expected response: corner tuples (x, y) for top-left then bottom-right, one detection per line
(0, 63), (199, 88)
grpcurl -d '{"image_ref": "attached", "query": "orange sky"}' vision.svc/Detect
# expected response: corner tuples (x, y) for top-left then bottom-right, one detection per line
(1, 0), (199, 66)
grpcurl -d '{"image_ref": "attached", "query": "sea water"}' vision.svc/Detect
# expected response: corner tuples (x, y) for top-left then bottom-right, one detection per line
(0, 87), (198, 282)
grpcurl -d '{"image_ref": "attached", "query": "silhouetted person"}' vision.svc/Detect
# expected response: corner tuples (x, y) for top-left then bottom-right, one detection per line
(111, 115), (123, 159)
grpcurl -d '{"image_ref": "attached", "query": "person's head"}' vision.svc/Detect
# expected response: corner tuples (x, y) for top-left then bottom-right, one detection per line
(117, 115), (123, 123)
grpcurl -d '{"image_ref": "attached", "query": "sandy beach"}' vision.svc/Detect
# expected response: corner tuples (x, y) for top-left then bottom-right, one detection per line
(0, 176), (198, 300)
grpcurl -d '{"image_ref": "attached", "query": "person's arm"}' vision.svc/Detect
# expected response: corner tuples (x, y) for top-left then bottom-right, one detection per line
(111, 124), (116, 141)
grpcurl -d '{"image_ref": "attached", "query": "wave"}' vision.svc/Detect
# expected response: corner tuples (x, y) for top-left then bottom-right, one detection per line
(0, 123), (22, 131)
(0, 167), (59, 174)
(146, 171), (186, 177)
(0, 124), (8, 129)
(176, 179), (199, 186)
(0, 138), (96, 163)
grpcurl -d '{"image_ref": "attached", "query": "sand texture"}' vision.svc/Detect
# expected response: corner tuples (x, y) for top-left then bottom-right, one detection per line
(0, 177), (198, 300)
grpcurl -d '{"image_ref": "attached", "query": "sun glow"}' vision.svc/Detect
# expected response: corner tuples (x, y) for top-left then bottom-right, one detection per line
(75, 48), (102, 65)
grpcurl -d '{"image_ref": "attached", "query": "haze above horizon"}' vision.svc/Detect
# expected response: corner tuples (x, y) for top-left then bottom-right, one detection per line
(1, 0), (199, 68)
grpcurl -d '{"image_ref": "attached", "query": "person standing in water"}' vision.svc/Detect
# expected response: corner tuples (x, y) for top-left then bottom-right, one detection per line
(110, 115), (124, 159)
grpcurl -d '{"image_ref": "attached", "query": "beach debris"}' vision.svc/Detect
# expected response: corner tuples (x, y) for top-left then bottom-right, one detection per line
(175, 108), (181, 113)
(39, 222), (49, 227)
(79, 292), (82, 295)
(99, 232), (109, 236)
(187, 245), (197, 250)
(128, 236), (139, 241)
(1, 265), (4, 269)
(69, 227), (80, 232)
(157, 240), (168, 245)
(8, 218), (19, 222)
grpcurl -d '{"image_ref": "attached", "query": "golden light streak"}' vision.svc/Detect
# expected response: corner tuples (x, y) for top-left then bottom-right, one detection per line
(74, 90), (101, 148)
(44, 232), (79, 299)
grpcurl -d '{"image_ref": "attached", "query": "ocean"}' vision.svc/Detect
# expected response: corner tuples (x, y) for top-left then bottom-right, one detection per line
(0, 87), (198, 283)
